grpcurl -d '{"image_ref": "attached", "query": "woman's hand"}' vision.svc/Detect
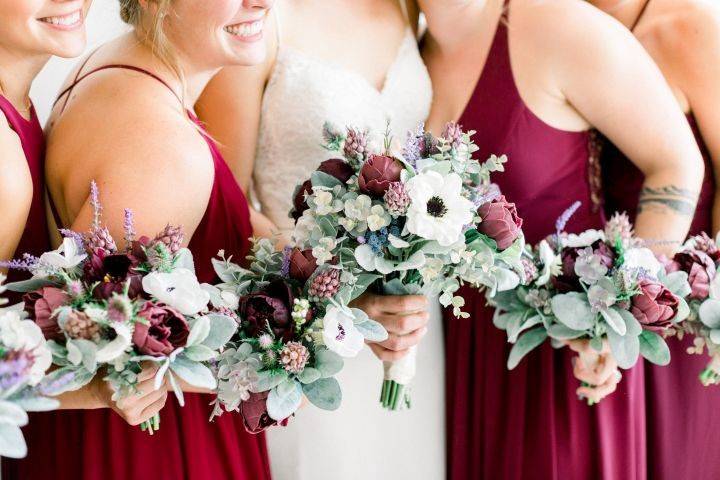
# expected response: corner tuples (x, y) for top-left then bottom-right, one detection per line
(90, 363), (169, 426)
(565, 339), (622, 404)
(351, 293), (430, 361)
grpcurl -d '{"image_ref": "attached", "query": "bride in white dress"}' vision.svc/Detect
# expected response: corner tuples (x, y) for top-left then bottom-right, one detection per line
(197, 1), (444, 479)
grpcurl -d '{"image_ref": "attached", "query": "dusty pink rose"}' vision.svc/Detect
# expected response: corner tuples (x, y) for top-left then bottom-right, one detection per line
(133, 302), (189, 356)
(23, 287), (70, 341)
(358, 154), (402, 197)
(668, 251), (716, 300)
(631, 280), (680, 332)
(477, 195), (523, 250)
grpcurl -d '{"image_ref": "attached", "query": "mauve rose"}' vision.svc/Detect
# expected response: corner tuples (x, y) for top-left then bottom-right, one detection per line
(238, 280), (295, 342)
(84, 249), (144, 300)
(671, 251), (716, 300)
(631, 280), (680, 332)
(23, 287), (69, 341)
(477, 196), (523, 250)
(289, 248), (318, 283)
(133, 302), (190, 356)
(291, 159), (354, 221)
(358, 154), (402, 197)
(241, 391), (290, 434)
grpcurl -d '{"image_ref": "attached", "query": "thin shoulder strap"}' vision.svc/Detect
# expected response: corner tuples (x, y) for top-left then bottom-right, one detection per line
(54, 64), (182, 112)
(47, 190), (64, 230)
(398, 0), (410, 24)
(54, 48), (100, 114)
(631, 0), (651, 32)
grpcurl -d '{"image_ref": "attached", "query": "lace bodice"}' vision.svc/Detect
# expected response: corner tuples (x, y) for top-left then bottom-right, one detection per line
(253, 25), (432, 231)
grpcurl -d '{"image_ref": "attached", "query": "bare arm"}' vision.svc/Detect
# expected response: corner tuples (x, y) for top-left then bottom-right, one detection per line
(196, 21), (279, 241)
(681, 8), (720, 235)
(0, 116), (33, 266)
(550, 2), (704, 255)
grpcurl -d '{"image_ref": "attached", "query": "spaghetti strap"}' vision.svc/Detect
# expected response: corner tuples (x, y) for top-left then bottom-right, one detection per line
(54, 64), (182, 113)
(47, 190), (64, 230)
(55, 48), (100, 114)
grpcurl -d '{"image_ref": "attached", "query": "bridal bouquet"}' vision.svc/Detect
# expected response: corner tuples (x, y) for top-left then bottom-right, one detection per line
(491, 209), (691, 400)
(289, 122), (525, 410)
(0, 276), (64, 458)
(207, 238), (387, 432)
(5, 182), (237, 433)
(662, 232), (720, 385)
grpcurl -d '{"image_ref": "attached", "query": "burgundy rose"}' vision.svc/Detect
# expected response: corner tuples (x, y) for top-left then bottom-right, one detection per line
(477, 195), (523, 250)
(671, 250), (716, 300)
(84, 248), (144, 300)
(291, 159), (354, 221)
(240, 391), (290, 434)
(551, 248), (582, 293)
(238, 280), (295, 342)
(594, 241), (616, 270)
(23, 287), (70, 341)
(358, 154), (402, 197)
(631, 280), (680, 332)
(132, 302), (190, 356)
(289, 248), (318, 283)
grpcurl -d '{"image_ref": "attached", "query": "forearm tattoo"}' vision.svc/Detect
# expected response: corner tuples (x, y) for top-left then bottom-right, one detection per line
(637, 185), (698, 216)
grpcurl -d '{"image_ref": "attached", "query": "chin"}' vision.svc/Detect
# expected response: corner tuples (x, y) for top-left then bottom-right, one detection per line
(227, 45), (267, 67)
(48, 36), (87, 58)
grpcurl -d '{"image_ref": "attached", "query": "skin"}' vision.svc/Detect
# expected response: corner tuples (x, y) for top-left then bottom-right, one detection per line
(0, 0), (91, 267)
(588, 0), (720, 234)
(196, 0), (430, 362)
(45, 0), (274, 425)
(421, 0), (705, 401)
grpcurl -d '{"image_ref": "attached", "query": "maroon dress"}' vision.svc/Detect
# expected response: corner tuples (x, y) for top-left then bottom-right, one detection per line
(444, 15), (646, 480)
(603, 114), (720, 479)
(0, 96), (50, 298)
(2, 66), (271, 480)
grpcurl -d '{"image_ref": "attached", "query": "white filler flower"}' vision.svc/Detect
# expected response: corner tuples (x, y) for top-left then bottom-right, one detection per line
(405, 171), (475, 246)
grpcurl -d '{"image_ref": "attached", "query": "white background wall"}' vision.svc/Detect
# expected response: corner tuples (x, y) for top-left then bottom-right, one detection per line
(30, 0), (128, 124)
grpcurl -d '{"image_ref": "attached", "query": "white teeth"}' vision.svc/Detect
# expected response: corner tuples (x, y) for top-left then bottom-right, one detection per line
(224, 19), (264, 37)
(40, 10), (81, 26)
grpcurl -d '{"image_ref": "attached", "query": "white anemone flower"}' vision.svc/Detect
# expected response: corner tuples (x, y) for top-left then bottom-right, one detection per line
(142, 268), (210, 315)
(322, 306), (365, 358)
(404, 171), (474, 246)
(0, 310), (52, 385)
(623, 247), (663, 278)
(536, 240), (562, 286)
(38, 237), (86, 270)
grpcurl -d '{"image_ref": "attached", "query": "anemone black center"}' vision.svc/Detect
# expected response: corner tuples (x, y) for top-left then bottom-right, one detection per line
(426, 196), (448, 217)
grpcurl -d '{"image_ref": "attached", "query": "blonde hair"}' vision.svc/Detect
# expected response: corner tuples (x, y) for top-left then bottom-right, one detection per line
(118, 0), (185, 93)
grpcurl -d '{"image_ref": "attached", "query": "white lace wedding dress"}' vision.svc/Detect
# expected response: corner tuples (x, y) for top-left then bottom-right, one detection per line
(253, 3), (444, 480)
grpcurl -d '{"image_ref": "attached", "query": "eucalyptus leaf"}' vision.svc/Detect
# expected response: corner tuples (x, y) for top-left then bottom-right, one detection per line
(663, 271), (691, 297)
(639, 330), (671, 366)
(311, 171), (343, 189)
(267, 381), (302, 421)
(201, 313), (238, 350)
(699, 299), (720, 329)
(297, 367), (322, 384)
(507, 327), (547, 370)
(547, 324), (586, 340)
(618, 309), (642, 337)
(601, 308), (626, 336)
(673, 297), (690, 324)
(0, 423), (27, 458)
(186, 316), (211, 347)
(550, 292), (595, 330)
(710, 329), (720, 346)
(607, 329), (640, 370)
(302, 377), (342, 410)
(5, 277), (57, 293)
(14, 396), (59, 412)
(252, 370), (288, 392)
(169, 357), (217, 390)
(183, 344), (217, 362)
(314, 348), (344, 378)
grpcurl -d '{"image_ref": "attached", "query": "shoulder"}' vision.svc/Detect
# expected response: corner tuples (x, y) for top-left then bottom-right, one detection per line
(669, 1), (720, 72)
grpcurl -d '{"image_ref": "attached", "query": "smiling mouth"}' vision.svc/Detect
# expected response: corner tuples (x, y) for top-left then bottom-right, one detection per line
(223, 18), (264, 38)
(38, 10), (82, 28)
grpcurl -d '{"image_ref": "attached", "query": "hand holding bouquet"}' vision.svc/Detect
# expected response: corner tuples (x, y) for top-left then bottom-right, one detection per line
(290, 122), (526, 410)
(0, 275), (62, 458)
(6, 182), (237, 433)
(208, 238), (387, 432)
(491, 209), (691, 403)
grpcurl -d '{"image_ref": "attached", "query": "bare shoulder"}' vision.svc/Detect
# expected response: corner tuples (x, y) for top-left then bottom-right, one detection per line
(667, 1), (720, 69)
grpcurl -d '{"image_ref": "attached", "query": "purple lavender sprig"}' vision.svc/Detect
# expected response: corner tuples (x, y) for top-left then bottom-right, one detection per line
(89, 180), (102, 231)
(402, 124), (425, 169)
(37, 371), (76, 396)
(555, 201), (582, 238)
(0, 253), (40, 272)
(60, 229), (85, 251)
(280, 246), (292, 278)
(124, 208), (136, 247)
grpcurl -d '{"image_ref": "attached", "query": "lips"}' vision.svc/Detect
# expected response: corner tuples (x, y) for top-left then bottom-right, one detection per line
(38, 10), (82, 28)
(223, 18), (264, 38)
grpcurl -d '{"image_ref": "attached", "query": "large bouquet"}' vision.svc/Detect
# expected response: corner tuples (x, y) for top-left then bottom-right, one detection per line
(208, 238), (387, 432)
(491, 209), (690, 400)
(6, 183), (237, 433)
(663, 232), (720, 385)
(0, 275), (62, 458)
(289, 123), (525, 410)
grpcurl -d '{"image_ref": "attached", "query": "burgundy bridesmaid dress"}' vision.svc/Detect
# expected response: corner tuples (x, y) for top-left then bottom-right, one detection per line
(602, 115), (720, 479)
(2, 66), (271, 480)
(444, 14), (646, 480)
(0, 96), (50, 301)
